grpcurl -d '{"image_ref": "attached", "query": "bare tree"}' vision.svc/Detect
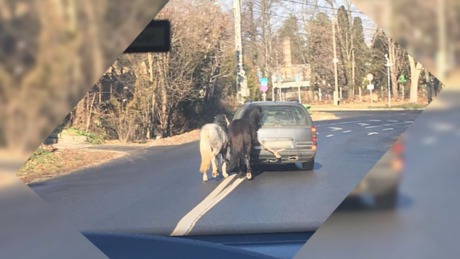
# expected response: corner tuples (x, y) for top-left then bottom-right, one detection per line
(408, 54), (423, 103)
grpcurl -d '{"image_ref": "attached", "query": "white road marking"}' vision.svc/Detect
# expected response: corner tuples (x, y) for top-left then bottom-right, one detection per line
(326, 134), (334, 138)
(343, 130), (351, 133)
(329, 126), (343, 131)
(369, 119), (381, 122)
(358, 123), (370, 126)
(365, 121), (412, 129)
(368, 132), (379, 135)
(317, 121), (363, 126)
(382, 128), (394, 131)
(171, 174), (245, 236)
(387, 120), (398, 122)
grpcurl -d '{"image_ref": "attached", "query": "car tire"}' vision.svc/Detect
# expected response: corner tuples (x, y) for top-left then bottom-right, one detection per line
(300, 159), (315, 171)
(374, 186), (399, 210)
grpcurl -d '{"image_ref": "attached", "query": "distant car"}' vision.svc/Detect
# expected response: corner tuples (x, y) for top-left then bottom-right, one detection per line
(233, 101), (317, 170)
(349, 136), (404, 209)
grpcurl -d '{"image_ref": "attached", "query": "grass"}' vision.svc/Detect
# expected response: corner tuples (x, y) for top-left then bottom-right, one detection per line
(17, 146), (124, 184)
(389, 103), (426, 109)
(366, 103), (426, 109)
(18, 147), (61, 180)
(62, 127), (105, 144)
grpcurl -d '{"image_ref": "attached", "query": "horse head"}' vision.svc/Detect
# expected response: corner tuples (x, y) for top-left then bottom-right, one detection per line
(214, 114), (229, 129)
(244, 105), (263, 130)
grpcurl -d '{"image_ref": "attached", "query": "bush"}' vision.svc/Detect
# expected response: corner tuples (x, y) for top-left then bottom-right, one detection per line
(65, 127), (105, 144)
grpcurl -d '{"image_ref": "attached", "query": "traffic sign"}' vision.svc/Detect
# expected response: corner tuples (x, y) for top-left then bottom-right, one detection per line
(367, 73), (373, 82)
(257, 69), (263, 79)
(398, 74), (406, 84)
(260, 77), (268, 92)
(260, 77), (268, 86)
(295, 74), (302, 82)
(367, 84), (374, 90)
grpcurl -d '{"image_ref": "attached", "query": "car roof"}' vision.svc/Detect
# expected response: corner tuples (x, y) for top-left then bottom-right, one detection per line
(244, 101), (304, 107)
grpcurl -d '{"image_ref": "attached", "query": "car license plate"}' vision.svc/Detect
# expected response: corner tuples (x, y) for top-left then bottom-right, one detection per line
(262, 139), (293, 148)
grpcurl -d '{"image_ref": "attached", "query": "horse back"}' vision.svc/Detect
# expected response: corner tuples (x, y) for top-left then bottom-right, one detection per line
(200, 123), (228, 149)
(228, 119), (255, 150)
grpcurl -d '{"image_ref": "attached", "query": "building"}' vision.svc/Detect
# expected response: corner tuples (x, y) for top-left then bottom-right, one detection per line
(271, 37), (311, 102)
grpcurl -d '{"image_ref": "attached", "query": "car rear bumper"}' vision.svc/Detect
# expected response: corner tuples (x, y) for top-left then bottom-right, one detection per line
(251, 148), (316, 164)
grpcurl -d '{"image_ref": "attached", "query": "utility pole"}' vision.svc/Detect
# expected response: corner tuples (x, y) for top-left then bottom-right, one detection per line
(332, 16), (339, 106)
(385, 54), (392, 108)
(233, 0), (248, 104)
(437, 0), (446, 82)
(348, 0), (355, 100)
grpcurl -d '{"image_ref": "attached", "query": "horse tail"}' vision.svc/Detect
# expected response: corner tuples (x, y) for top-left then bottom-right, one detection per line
(199, 131), (213, 174)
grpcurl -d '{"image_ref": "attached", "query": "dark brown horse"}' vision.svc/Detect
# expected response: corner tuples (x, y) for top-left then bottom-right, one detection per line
(228, 105), (263, 180)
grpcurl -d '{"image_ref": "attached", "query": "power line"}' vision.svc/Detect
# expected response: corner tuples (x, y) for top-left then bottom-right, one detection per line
(279, 0), (366, 15)
(250, 9), (377, 32)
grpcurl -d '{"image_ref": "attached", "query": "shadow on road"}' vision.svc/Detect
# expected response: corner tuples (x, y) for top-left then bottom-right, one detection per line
(244, 162), (322, 180)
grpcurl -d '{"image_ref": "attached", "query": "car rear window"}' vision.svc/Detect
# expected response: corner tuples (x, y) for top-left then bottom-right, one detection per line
(261, 105), (310, 127)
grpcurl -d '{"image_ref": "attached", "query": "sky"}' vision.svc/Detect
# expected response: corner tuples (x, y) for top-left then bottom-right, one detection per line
(218, 0), (378, 45)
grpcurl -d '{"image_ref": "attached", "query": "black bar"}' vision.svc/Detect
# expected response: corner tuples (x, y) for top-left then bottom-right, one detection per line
(124, 20), (171, 53)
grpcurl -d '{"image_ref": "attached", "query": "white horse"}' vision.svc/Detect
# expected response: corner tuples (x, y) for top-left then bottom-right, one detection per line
(199, 114), (230, 182)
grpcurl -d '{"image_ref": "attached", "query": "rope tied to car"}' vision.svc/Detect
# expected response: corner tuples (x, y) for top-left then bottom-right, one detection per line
(259, 142), (285, 159)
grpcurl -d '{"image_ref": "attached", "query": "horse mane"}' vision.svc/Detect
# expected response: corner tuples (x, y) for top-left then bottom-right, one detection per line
(242, 105), (263, 131)
(213, 114), (229, 131)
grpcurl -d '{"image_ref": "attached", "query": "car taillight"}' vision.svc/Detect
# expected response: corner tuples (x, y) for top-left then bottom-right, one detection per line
(311, 126), (317, 144)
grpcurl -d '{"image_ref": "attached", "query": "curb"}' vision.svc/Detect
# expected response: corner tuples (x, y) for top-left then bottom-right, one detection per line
(310, 108), (425, 111)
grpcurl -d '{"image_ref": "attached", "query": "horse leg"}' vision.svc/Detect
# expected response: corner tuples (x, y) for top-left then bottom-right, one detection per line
(211, 155), (219, 178)
(237, 157), (245, 178)
(202, 172), (208, 182)
(244, 154), (253, 180)
(222, 148), (230, 178)
(222, 161), (229, 178)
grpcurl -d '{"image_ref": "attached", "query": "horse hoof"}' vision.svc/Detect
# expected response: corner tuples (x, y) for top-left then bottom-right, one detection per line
(246, 173), (253, 180)
(223, 173), (229, 178)
(212, 172), (218, 178)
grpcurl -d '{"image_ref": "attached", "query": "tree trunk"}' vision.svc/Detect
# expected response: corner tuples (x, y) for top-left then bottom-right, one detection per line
(388, 37), (399, 100)
(158, 54), (169, 138)
(408, 54), (423, 103)
(85, 92), (97, 133)
(148, 53), (156, 140)
(358, 86), (362, 102)
(351, 49), (356, 100)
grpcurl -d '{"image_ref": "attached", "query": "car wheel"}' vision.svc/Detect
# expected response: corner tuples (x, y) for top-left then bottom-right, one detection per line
(374, 186), (399, 210)
(300, 159), (315, 171)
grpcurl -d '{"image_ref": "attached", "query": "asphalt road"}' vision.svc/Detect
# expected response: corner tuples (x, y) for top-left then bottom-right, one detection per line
(30, 111), (421, 239)
(296, 94), (460, 259)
